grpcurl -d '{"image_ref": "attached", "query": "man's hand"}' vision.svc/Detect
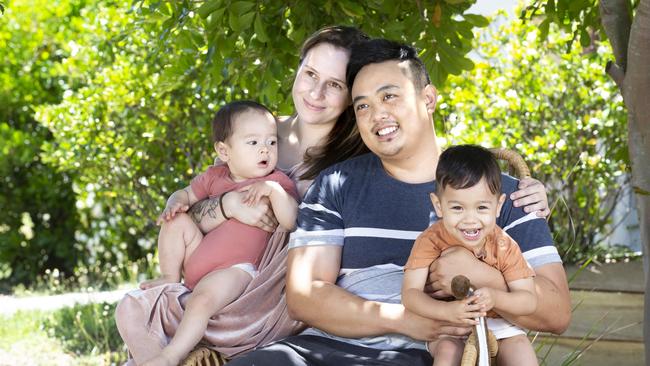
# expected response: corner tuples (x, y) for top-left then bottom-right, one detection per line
(510, 177), (550, 217)
(440, 296), (484, 326)
(400, 307), (473, 341)
(428, 247), (506, 298)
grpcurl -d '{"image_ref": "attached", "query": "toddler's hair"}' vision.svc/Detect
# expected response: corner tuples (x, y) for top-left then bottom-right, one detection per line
(212, 101), (275, 143)
(436, 144), (501, 195)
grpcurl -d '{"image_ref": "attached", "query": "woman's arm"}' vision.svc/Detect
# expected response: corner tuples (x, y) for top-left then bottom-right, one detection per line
(239, 181), (298, 231)
(187, 191), (278, 233)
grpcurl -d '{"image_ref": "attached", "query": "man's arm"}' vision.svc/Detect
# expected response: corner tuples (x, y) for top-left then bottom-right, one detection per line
(500, 263), (570, 333)
(429, 248), (571, 334)
(286, 245), (470, 340)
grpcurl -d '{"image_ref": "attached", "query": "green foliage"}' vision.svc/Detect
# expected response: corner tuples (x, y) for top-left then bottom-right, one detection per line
(30, 0), (492, 287)
(138, 0), (489, 106)
(0, 305), (126, 365)
(0, 0), (83, 290)
(0, 0), (629, 290)
(44, 302), (124, 361)
(438, 16), (629, 263)
(521, 0), (604, 51)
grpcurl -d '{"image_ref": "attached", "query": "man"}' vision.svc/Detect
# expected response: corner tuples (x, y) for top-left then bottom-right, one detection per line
(227, 38), (570, 365)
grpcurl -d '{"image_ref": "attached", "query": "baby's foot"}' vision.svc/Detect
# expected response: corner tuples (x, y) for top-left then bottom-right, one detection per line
(139, 275), (178, 290)
(141, 353), (177, 366)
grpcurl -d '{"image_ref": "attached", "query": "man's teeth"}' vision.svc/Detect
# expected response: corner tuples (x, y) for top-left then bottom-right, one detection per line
(377, 126), (398, 136)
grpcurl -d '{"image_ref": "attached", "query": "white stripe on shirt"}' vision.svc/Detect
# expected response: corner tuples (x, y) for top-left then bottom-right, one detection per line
(344, 227), (421, 240)
(503, 211), (541, 232)
(523, 245), (562, 267)
(299, 202), (342, 219)
(291, 228), (345, 238)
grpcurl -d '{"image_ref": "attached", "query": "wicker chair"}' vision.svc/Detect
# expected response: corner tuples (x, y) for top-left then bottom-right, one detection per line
(181, 345), (228, 366)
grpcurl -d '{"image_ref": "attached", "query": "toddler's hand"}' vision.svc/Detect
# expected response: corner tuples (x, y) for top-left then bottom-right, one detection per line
(443, 294), (485, 326)
(473, 287), (496, 312)
(156, 201), (189, 225)
(239, 181), (277, 207)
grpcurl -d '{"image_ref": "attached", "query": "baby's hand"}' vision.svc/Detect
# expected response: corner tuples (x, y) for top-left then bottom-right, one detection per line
(239, 181), (278, 207)
(473, 287), (496, 312)
(443, 294), (485, 326)
(156, 200), (189, 225)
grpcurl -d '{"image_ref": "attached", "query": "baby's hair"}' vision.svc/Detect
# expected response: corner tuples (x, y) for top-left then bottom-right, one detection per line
(436, 144), (501, 195)
(212, 101), (275, 143)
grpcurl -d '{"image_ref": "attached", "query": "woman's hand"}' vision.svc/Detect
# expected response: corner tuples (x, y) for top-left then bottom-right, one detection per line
(157, 200), (189, 225)
(223, 190), (279, 232)
(239, 181), (281, 207)
(510, 177), (550, 217)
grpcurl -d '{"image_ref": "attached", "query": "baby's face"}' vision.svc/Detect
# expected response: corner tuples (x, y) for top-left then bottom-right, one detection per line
(431, 178), (505, 251)
(220, 109), (278, 181)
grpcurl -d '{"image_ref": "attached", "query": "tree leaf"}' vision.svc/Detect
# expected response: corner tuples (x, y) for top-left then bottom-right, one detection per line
(254, 13), (269, 43)
(197, 0), (223, 19)
(230, 1), (255, 16)
(463, 14), (489, 27)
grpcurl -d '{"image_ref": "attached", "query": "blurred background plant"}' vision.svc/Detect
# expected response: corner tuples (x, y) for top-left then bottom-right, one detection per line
(0, 0), (637, 301)
(0, 0), (643, 364)
(437, 14), (633, 263)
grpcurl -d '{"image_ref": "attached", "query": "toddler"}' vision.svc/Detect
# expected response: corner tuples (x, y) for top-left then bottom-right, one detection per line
(402, 144), (538, 366)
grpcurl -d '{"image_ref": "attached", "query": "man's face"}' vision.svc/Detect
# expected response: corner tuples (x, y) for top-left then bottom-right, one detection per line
(351, 60), (436, 161)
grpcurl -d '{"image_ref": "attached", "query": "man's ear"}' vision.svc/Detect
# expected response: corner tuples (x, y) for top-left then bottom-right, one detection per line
(496, 193), (506, 218)
(423, 84), (438, 114)
(430, 192), (443, 218)
(215, 141), (230, 162)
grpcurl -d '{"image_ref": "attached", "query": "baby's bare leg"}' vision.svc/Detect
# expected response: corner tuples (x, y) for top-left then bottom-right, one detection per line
(429, 336), (464, 366)
(497, 334), (538, 366)
(141, 267), (252, 366)
(140, 213), (203, 289)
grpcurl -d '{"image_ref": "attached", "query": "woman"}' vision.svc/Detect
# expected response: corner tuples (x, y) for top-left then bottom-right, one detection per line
(115, 25), (549, 365)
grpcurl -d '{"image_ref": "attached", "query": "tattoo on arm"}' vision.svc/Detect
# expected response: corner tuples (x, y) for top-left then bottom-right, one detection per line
(188, 197), (220, 225)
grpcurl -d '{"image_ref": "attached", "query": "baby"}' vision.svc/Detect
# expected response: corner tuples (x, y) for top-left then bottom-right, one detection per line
(140, 100), (298, 366)
(402, 144), (538, 365)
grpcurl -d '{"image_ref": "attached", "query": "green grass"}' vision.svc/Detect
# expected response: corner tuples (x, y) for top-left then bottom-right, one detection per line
(0, 304), (127, 366)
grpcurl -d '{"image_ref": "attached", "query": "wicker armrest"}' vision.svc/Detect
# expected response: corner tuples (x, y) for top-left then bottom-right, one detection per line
(489, 148), (530, 179)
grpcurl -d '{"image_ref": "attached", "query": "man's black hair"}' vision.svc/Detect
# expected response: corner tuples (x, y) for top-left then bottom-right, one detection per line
(436, 145), (501, 195)
(346, 38), (431, 90)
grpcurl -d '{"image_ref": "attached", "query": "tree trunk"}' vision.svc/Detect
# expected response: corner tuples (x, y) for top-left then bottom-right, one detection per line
(623, 0), (650, 364)
(602, 0), (650, 363)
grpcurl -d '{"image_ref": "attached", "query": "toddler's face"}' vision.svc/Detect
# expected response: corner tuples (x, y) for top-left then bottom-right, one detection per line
(430, 178), (505, 252)
(218, 109), (278, 181)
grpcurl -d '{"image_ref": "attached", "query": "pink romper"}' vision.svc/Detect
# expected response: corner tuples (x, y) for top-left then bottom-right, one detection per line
(183, 165), (298, 289)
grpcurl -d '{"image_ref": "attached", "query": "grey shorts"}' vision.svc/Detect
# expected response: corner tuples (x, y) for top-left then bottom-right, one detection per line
(226, 335), (432, 366)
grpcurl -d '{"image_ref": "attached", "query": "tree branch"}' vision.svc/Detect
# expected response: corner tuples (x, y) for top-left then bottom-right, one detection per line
(599, 0), (632, 70)
(606, 60), (626, 89)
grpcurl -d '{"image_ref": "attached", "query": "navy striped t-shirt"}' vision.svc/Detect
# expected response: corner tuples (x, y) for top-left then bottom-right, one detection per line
(288, 152), (561, 350)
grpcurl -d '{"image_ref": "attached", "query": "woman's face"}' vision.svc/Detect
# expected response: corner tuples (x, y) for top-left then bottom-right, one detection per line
(292, 43), (351, 127)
